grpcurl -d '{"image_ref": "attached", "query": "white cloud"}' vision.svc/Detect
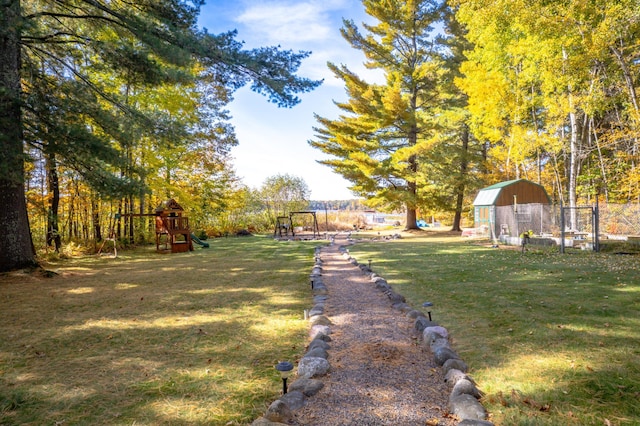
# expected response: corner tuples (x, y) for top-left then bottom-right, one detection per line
(200, 0), (384, 200)
(229, 0), (384, 86)
(237, 1), (331, 44)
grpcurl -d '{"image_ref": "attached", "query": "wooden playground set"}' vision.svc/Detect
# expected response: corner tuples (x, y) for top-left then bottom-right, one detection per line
(154, 199), (195, 253)
(99, 199), (208, 256)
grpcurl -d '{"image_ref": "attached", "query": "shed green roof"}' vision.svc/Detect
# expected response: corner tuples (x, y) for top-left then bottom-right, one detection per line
(481, 179), (521, 190)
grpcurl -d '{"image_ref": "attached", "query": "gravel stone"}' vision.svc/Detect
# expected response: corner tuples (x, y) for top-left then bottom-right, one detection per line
(280, 390), (306, 410)
(307, 339), (330, 351)
(449, 394), (487, 421)
(304, 347), (329, 359)
(309, 325), (331, 340)
(443, 358), (468, 374)
(291, 235), (455, 426)
(265, 399), (292, 423)
(415, 316), (438, 332)
(423, 326), (449, 339)
(297, 357), (330, 378)
(433, 346), (459, 366)
(406, 309), (425, 319)
(451, 378), (483, 399)
(251, 417), (288, 425)
(458, 420), (495, 425)
(288, 378), (325, 397)
(444, 368), (470, 387)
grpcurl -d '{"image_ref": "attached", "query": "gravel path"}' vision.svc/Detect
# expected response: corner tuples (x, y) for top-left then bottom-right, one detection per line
(291, 234), (456, 426)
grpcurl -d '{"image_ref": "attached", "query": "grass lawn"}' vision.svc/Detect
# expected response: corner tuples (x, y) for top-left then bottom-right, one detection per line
(349, 230), (640, 426)
(0, 236), (316, 425)
(2, 232), (639, 425)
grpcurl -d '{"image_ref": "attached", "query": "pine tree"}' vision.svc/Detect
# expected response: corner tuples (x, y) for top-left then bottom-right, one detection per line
(0, 1), (36, 269)
(0, 0), (320, 271)
(310, 0), (445, 229)
(427, 3), (482, 231)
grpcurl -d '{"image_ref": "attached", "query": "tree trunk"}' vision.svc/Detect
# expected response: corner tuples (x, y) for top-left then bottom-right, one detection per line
(610, 46), (640, 115)
(127, 194), (134, 243)
(117, 201), (122, 238)
(404, 154), (419, 230)
(404, 94), (419, 232)
(567, 87), (581, 230)
(590, 117), (609, 202)
(45, 153), (61, 251)
(452, 126), (469, 232)
(0, 1), (37, 271)
(405, 201), (418, 230)
(92, 198), (102, 241)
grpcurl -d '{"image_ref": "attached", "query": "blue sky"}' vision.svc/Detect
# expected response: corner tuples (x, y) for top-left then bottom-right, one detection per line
(198, 1), (376, 200)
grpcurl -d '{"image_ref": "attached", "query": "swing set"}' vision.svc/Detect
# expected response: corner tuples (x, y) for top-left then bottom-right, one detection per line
(273, 211), (320, 240)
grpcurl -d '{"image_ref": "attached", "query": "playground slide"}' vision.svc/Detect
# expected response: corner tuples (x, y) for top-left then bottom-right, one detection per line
(190, 233), (210, 248)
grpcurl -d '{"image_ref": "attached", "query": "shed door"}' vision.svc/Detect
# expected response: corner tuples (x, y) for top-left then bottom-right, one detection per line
(475, 206), (492, 224)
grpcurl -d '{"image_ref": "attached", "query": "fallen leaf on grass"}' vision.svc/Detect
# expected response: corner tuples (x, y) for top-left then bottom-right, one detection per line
(496, 391), (509, 407)
(523, 397), (551, 412)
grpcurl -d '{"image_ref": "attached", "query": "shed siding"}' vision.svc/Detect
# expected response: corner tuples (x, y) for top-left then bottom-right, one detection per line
(493, 180), (550, 206)
(472, 180), (551, 238)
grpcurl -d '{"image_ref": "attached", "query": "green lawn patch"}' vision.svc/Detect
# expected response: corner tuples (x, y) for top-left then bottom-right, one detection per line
(349, 231), (640, 426)
(3, 232), (638, 425)
(0, 237), (315, 425)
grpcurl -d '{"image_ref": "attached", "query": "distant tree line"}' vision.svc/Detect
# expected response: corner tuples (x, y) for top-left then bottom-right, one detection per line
(308, 200), (368, 211)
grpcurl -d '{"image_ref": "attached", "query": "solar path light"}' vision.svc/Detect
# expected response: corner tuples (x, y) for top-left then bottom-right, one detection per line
(275, 361), (294, 394)
(422, 301), (433, 321)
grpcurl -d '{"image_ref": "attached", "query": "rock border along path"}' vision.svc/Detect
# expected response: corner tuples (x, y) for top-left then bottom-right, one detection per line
(252, 234), (493, 426)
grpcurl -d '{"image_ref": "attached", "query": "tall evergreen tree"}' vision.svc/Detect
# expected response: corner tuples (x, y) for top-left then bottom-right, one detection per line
(425, 4), (481, 231)
(0, 0), (320, 271)
(310, 0), (445, 229)
(0, 1), (35, 269)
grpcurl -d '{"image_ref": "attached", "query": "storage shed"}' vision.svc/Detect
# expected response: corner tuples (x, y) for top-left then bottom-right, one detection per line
(473, 179), (551, 239)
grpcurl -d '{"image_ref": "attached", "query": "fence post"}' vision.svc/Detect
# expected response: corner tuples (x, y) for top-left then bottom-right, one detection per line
(593, 201), (600, 252)
(560, 201), (565, 254)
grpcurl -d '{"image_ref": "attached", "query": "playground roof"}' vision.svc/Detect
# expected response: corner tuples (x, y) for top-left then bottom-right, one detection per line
(473, 179), (551, 206)
(155, 198), (184, 213)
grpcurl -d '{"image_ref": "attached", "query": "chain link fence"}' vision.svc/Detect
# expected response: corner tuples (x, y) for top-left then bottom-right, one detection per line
(472, 202), (640, 250)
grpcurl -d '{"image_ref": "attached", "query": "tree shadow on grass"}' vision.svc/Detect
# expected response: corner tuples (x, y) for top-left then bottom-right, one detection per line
(0, 240), (313, 424)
